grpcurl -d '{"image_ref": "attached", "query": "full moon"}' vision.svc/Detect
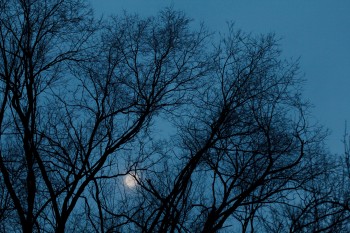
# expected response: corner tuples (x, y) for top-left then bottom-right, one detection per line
(124, 174), (138, 188)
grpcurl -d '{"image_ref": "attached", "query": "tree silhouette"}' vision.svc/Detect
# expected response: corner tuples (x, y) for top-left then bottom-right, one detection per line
(0, 1), (348, 232)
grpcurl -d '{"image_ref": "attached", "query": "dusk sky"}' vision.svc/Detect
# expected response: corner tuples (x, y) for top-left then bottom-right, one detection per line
(89, 0), (350, 155)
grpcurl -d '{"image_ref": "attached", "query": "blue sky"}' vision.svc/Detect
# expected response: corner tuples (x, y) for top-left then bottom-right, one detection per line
(89, 0), (350, 154)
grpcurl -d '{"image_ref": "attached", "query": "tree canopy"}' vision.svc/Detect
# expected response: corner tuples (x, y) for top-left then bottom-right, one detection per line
(1, 1), (350, 232)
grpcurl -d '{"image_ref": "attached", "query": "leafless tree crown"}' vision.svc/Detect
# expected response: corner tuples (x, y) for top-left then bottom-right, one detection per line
(0, 1), (349, 233)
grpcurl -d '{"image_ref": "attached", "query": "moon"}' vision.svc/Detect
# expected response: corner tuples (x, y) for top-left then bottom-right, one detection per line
(124, 174), (138, 188)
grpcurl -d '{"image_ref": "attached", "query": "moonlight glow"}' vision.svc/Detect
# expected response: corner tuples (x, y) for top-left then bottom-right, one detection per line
(124, 174), (138, 188)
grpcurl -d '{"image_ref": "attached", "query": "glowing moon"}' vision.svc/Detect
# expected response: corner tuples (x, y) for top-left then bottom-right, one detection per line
(124, 174), (138, 188)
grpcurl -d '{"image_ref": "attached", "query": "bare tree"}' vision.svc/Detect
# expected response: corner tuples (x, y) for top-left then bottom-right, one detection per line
(99, 27), (330, 233)
(0, 0), (96, 232)
(0, 1), (345, 233)
(126, 28), (328, 232)
(1, 2), (209, 232)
